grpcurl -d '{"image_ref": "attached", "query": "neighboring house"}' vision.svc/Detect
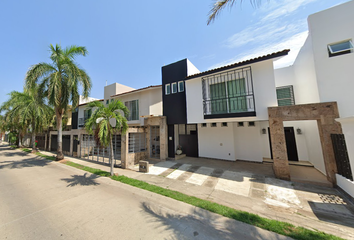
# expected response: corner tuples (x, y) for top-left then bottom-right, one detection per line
(49, 82), (166, 169)
(274, 1), (354, 197)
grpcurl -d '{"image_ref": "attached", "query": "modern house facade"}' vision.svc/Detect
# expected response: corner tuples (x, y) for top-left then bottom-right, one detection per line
(273, 1), (354, 197)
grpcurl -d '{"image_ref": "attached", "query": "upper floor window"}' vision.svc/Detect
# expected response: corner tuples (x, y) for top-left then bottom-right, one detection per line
(178, 81), (184, 92)
(172, 82), (177, 94)
(106, 100), (109, 105)
(202, 67), (254, 116)
(125, 100), (139, 121)
(165, 84), (171, 95)
(276, 85), (295, 106)
(84, 109), (92, 121)
(328, 40), (353, 57)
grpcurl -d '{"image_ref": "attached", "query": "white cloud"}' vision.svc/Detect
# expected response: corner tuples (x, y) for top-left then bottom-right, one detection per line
(210, 31), (308, 70)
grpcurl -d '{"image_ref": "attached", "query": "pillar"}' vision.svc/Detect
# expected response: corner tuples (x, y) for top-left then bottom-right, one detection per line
(121, 131), (129, 169)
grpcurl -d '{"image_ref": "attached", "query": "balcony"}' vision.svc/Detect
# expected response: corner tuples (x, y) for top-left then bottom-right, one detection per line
(202, 66), (255, 119)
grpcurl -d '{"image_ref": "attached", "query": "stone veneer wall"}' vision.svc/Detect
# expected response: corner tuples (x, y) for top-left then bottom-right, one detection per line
(268, 102), (342, 184)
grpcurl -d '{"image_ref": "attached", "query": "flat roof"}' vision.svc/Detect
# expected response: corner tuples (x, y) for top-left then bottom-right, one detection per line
(78, 99), (103, 107)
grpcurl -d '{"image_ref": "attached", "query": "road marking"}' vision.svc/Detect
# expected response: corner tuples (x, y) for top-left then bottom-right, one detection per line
(185, 166), (214, 186)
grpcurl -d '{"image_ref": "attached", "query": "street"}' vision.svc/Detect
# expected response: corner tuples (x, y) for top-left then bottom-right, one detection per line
(0, 145), (290, 240)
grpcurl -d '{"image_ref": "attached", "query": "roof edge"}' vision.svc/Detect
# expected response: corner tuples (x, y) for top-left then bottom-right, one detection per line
(111, 84), (162, 98)
(185, 49), (290, 79)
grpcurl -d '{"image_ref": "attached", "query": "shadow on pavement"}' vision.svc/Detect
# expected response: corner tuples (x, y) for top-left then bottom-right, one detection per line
(140, 202), (284, 240)
(308, 201), (354, 229)
(61, 173), (100, 187)
(0, 157), (51, 169)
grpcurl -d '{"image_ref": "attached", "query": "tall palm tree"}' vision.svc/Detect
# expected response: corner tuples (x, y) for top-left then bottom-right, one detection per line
(207, 0), (260, 25)
(85, 100), (129, 176)
(0, 85), (53, 151)
(25, 44), (91, 160)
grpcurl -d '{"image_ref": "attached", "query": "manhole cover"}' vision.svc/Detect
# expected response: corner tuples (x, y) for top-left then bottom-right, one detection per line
(318, 194), (347, 205)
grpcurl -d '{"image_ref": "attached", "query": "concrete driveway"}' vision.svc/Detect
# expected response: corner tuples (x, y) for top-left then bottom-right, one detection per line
(0, 144), (292, 240)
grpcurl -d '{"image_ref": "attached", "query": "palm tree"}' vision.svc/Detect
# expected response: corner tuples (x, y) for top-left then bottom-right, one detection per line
(85, 100), (129, 176)
(0, 85), (53, 151)
(25, 44), (91, 160)
(207, 0), (260, 25)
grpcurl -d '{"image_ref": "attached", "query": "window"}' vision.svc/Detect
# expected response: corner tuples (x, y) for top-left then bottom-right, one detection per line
(165, 84), (171, 95)
(201, 123), (207, 127)
(238, 122), (244, 127)
(276, 86), (295, 106)
(106, 100), (109, 105)
(222, 122), (228, 127)
(248, 121), (255, 127)
(202, 67), (255, 117)
(111, 99), (114, 103)
(84, 109), (92, 121)
(328, 40), (353, 57)
(211, 123), (217, 127)
(178, 81), (184, 92)
(129, 133), (146, 153)
(125, 100), (139, 121)
(172, 82), (177, 94)
(209, 78), (247, 114)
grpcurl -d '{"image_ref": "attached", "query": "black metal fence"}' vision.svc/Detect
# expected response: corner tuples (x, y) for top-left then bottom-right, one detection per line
(331, 134), (353, 181)
(35, 135), (46, 150)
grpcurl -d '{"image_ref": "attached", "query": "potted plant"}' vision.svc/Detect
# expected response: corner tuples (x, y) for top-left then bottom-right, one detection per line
(176, 145), (182, 155)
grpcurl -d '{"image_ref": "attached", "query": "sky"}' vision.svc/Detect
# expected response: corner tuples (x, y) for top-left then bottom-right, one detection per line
(0, 0), (349, 106)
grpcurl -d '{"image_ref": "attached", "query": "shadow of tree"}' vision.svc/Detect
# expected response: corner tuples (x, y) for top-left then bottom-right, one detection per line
(140, 202), (283, 240)
(0, 157), (51, 169)
(61, 173), (100, 187)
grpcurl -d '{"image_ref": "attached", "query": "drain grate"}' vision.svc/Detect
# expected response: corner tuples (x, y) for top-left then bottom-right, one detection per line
(318, 194), (347, 205)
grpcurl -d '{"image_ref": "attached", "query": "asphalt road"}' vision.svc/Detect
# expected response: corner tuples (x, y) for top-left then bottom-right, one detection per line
(0, 144), (290, 240)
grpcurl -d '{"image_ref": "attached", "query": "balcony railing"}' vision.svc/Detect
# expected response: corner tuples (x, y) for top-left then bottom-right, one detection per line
(202, 66), (255, 119)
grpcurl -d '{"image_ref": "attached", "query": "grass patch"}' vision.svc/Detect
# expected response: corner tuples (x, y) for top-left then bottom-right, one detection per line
(10, 145), (18, 149)
(21, 148), (56, 161)
(24, 151), (343, 240)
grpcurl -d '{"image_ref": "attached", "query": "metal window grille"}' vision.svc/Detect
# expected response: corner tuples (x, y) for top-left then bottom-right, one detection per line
(276, 85), (295, 106)
(125, 100), (139, 121)
(202, 66), (255, 115)
(129, 133), (146, 153)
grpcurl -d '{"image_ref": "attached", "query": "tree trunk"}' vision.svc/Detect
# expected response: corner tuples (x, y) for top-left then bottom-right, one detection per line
(56, 110), (64, 160)
(110, 135), (115, 176)
(18, 132), (22, 148)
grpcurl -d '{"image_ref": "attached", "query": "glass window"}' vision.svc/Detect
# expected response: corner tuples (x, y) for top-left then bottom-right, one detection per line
(222, 122), (228, 127)
(172, 82), (177, 94)
(238, 122), (244, 127)
(248, 121), (255, 127)
(165, 84), (171, 95)
(201, 123), (207, 127)
(125, 100), (139, 121)
(276, 86), (295, 106)
(84, 109), (92, 121)
(211, 123), (217, 127)
(328, 40), (353, 57)
(106, 100), (109, 105)
(178, 81), (184, 92)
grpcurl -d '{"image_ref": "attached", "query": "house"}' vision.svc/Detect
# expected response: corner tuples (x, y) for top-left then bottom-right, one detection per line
(274, 0), (354, 197)
(49, 82), (167, 169)
(162, 51), (289, 162)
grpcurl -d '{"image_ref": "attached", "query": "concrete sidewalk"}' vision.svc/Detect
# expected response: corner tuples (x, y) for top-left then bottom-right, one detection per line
(30, 147), (354, 239)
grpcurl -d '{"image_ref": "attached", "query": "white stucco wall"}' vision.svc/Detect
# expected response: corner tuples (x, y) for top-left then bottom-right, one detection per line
(233, 122), (263, 162)
(308, 1), (354, 118)
(104, 83), (135, 104)
(198, 123), (236, 161)
(186, 60), (278, 124)
(112, 87), (162, 126)
(336, 174), (354, 198)
(187, 59), (200, 76)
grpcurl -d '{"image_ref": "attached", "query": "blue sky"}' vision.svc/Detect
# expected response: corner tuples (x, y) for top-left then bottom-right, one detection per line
(0, 0), (348, 106)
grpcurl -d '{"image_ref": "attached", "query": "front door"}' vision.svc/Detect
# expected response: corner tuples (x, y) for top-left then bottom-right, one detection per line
(268, 127), (299, 161)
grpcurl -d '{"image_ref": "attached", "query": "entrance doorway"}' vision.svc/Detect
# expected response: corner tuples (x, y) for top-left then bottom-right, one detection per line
(269, 127), (299, 161)
(150, 126), (160, 158)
